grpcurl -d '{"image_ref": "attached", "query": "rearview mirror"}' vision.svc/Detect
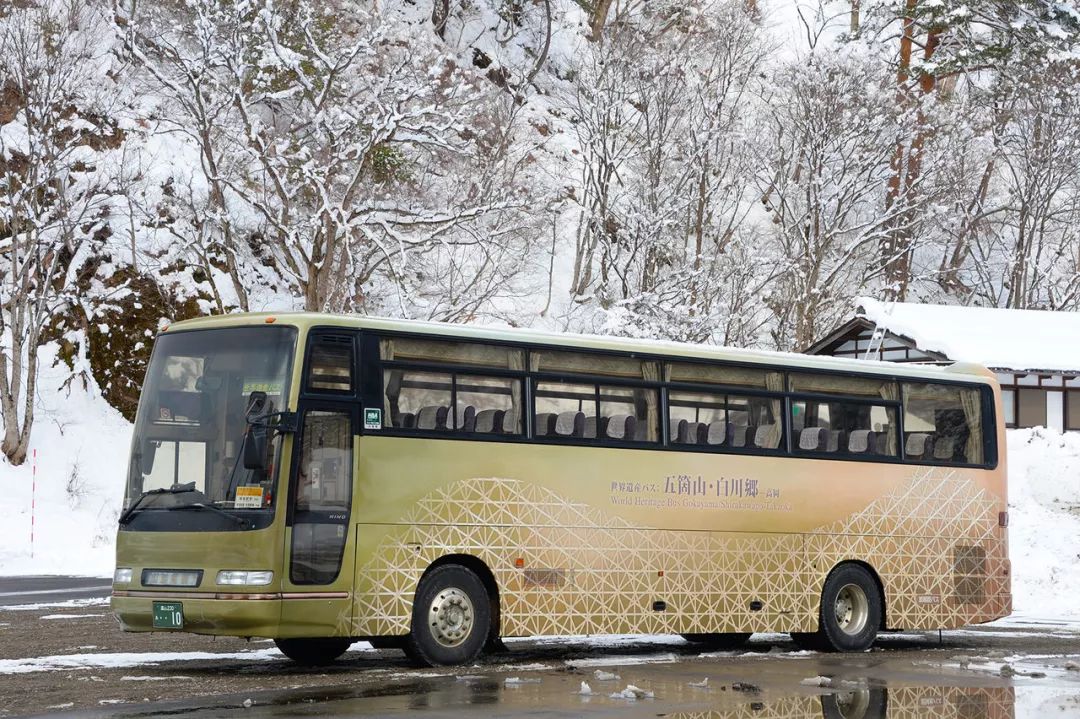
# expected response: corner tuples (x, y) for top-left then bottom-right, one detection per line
(243, 425), (268, 470)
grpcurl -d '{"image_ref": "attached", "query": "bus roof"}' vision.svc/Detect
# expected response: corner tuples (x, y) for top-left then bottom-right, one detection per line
(164, 312), (996, 386)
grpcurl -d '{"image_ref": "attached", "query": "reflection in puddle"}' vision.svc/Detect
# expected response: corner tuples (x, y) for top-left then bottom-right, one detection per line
(666, 686), (1015, 719)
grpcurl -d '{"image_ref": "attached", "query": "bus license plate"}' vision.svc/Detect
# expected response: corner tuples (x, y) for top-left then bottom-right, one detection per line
(152, 601), (184, 629)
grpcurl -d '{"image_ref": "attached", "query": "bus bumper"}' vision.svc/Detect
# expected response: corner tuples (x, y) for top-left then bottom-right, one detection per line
(111, 592), (282, 637)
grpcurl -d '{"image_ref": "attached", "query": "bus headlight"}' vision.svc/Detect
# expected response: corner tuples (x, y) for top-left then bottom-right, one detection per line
(113, 568), (133, 585)
(216, 570), (274, 586)
(142, 570), (202, 587)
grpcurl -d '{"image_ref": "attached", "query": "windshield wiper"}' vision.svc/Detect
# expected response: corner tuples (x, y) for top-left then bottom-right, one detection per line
(166, 502), (248, 527)
(118, 483), (197, 526)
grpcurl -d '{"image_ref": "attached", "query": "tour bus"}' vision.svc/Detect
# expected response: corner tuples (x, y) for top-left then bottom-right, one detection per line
(112, 313), (1009, 666)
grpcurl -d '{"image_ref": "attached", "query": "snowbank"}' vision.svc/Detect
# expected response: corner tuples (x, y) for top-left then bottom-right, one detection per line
(1007, 428), (1080, 617)
(0, 345), (129, 577)
(3, 367), (1079, 622)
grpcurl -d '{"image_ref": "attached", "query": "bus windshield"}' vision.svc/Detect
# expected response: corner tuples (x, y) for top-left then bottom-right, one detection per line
(124, 326), (296, 526)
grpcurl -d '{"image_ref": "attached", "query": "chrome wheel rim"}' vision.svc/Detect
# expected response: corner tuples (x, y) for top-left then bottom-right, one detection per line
(834, 689), (871, 718)
(834, 583), (869, 636)
(428, 587), (474, 648)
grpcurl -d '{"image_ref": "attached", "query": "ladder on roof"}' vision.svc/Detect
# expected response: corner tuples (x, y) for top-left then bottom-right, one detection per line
(861, 297), (899, 361)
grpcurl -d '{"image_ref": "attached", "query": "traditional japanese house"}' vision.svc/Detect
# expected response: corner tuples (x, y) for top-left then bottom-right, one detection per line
(805, 298), (1080, 432)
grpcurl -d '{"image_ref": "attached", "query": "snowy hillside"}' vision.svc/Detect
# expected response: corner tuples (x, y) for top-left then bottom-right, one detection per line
(2, 368), (1078, 624)
(0, 348), (128, 576)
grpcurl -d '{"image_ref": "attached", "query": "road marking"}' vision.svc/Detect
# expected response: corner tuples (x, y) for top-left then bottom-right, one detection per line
(0, 585), (111, 598)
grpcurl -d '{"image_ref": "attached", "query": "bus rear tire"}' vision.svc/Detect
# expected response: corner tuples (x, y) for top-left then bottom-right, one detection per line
(404, 564), (492, 667)
(681, 632), (751, 650)
(274, 637), (353, 665)
(813, 563), (882, 652)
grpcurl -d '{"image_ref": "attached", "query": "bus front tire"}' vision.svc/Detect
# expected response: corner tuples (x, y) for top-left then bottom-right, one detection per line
(810, 563), (882, 653)
(405, 564), (492, 667)
(273, 637), (353, 665)
(681, 632), (752, 650)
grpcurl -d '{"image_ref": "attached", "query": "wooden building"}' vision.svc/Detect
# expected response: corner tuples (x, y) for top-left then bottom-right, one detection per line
(805, 299), (1080, 432)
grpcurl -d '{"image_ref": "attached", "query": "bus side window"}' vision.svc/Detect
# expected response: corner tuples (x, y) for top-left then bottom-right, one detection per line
(903, 383), (984, 465)
(386, 370), (453, 430)
(307, 336), (354, 393)
(296, 411), (352, 512)
(534, 381), (658, 443)
(456, 375), (522, 435)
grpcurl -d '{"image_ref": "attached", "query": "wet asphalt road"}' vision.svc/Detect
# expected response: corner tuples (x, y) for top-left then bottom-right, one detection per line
(0, 580), (1078, 718)
(0, 576), (111, 607)
(22, 631), (1080, 719)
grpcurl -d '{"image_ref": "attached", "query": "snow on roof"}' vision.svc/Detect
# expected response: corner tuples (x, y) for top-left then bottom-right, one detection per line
(857, 297), (1080, 373)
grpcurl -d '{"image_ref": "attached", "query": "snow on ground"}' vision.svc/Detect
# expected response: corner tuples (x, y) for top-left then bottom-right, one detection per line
(0, 648), (284, 674)
(0, 344), (130, 577)
(1007, 429), (1080, 617)
(2, 355), (1080, 623)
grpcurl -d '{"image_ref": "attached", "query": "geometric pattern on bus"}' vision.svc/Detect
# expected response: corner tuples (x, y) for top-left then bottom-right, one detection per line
(350, 468), (1009, 638)
(662, 686), (1014, 719)
(808, 468), (1011, 629)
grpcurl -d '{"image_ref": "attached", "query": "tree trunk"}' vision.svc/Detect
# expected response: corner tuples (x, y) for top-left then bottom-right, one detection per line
(589, 0), (614, 40)
(882, 4), (940, 300)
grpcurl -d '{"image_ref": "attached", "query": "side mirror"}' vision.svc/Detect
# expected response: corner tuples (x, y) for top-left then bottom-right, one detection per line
(245, 391), (268, 422)
(243, 425), (268, 470)
(141, 439), (158, 474)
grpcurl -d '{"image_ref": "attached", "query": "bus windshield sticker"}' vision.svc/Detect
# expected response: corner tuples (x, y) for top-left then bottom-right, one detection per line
(242, 380), (284, 395)
(234, 485), (264, 509)
(364, 408), (382, 430)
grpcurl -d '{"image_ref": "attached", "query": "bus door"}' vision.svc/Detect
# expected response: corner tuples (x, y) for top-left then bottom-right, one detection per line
(280, 403), (357, 635)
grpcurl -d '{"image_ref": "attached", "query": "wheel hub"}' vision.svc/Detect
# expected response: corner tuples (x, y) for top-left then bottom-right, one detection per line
(428, 587), (474, 648)
(834, 689), (871, 717)
(834, 583), (869, 636)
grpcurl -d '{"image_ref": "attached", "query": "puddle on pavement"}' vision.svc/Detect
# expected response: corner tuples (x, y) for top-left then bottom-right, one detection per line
(71, 644), (1080, 718)
(663, 686), (1015, 718)
(109, 675), (1026, 718)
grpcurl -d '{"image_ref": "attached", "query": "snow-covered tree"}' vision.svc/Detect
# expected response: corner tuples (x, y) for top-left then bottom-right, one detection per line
(0, 0), (129, 465)
(116, 0), (542, 316)
(565, 0), (773, 345)
(756, 52), (905, 350)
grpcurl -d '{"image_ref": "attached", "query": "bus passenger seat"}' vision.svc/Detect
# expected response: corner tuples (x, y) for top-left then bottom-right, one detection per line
(933, 437), (956, 461)
(670, 419), (687, 443)
(799, 427), (828, 451)
(416, 405), (449, 431)
(605, 415), (635, 440)
(905, 433), (932, 459)
(702, 421), (727, 446)
(872, 431), (892, 455)
(730, 425), (750, 448)
(396, 411), (415, 429)
(555, 411), (585, 438)
(848, 429), (873, 454)
(474, 408), (503, 434)
(534, 412), (557, 436)
(753, 424), (779, 449)
(684, 421), (704, 445)
(827, 430), (845, 453)
(456, 405), (476, 432)
(500, 410), (518, 434)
